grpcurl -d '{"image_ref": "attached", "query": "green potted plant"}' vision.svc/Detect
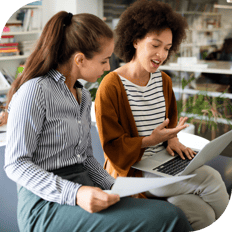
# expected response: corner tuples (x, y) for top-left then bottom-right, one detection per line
(177, 75), (232, 137)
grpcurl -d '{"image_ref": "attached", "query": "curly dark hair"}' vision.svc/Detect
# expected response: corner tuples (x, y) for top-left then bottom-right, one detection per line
(114, 0), (188, 63)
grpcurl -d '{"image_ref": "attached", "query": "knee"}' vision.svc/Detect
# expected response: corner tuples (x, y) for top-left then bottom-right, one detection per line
(192, 206), (215, 231)
(163, 202), (193, 231)
(168, 194), (216, 231)
(139, 199), (192, 231)
(200, 209), (215, 229)
(197, 165), (224, 185)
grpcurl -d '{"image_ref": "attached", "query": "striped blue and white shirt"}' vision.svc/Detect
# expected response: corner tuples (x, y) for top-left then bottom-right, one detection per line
(4, 69), (114, 206)
(119, 71), (166, 157)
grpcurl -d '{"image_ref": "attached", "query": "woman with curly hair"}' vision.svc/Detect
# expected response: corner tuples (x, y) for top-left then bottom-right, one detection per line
(3, 10), (193, 232)
(95, 0), (229, 230)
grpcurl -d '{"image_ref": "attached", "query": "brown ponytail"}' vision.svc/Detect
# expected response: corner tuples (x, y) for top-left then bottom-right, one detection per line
(6, 11), (113, 109)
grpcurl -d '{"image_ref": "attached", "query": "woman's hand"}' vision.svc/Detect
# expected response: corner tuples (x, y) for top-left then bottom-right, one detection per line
(141, 117), (188, 148)
(166, 137), (196, 160)
(76, 186), (120, 213)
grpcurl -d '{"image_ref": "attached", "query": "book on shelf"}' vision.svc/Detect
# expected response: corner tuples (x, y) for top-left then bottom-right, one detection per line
(2, 8), (42, 34)
(0, 50), (19, 56)
(22, 8), (42, 31)
(4, 20), (23, 33)
(23, 9), (32, 31)
(31, 8), (42, 30)
(0, 35), (15, 43)
(0, 42), (19, 57)
(18, 40), (36, 55)
(0, 42), (19, 47)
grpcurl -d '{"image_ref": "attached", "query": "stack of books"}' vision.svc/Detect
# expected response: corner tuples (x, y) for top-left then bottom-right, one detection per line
(0, 42), (19, 57)
(18, 40), (36, 55)
(3, 20), (23, 33)
(0, 35), (15, 43)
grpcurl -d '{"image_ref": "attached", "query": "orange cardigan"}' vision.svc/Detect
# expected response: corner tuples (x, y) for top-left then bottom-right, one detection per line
(95, 71), (178, 180)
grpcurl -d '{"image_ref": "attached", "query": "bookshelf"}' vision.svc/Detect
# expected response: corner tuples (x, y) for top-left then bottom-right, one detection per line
(0, 1), (43, 88)
(2, 30), (42, 36)
(179, 11), (223, 59)
(22, 5), (43, 9)
(0, 55), (29, 61)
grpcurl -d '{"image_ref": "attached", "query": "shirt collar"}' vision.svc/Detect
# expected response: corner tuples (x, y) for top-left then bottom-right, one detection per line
(48, 69), (83, 89)
(48, 69), (65, 82)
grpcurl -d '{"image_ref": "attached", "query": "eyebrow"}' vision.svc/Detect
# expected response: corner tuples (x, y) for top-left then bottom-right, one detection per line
(104, 56), (111, 60)
(152, 39), (172, 46)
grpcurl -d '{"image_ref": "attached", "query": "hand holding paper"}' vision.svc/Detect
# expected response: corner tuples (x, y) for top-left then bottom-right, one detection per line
(105, 174), (196, 198)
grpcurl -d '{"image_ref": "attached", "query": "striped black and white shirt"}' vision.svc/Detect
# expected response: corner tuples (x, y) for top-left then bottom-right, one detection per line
(119, 71), (166, 157)
(4, 69), (114, 206)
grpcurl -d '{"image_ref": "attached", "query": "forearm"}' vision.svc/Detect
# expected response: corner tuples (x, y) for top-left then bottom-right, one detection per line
(141, 135), (154, 148)
(83, 137), (115, 189)
(83, 156), (115, 189)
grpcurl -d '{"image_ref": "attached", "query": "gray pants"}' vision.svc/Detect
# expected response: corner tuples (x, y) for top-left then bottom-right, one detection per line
(143, 165), (230, 231)
(17, 163), (193, 232)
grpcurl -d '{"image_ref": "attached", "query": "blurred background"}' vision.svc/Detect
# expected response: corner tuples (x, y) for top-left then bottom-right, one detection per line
(1, 0), (232, 148)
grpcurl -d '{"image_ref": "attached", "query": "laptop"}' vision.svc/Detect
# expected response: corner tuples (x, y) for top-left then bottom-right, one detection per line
(132, 130), (232, 177)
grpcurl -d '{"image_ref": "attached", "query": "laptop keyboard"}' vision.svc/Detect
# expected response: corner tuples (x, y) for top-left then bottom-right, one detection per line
(153, 154), (196, 176)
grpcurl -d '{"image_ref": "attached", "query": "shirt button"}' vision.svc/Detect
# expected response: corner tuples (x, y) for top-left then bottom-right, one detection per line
(77, 154), (81, 158)
(78, 120), (81, 124)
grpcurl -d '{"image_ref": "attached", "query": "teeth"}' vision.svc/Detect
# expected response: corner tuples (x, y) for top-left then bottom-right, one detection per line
(152, 60), (160, 64)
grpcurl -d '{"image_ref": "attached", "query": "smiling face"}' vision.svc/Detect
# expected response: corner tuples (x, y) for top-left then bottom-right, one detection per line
(133, 28), (172, 73)
(77, 38), (114, 83)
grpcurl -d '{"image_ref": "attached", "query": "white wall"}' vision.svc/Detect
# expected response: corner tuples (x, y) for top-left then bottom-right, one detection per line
(42, 0), (103, 26)
(76, 0), (103, 18)
(218, 0), (232, 38)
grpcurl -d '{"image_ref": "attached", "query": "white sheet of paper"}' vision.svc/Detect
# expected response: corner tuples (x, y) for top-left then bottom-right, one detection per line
(106, 174), (196, 198)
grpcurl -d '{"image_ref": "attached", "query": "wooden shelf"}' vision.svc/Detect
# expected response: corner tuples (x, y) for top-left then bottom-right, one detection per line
(2, 30), (42, 36)
(177, 11), (221, 16)
(190, 28), (222, 32)
(0, 55), (29, 61)
(22, 5), (43, 9)
(181, 41), (223, 47)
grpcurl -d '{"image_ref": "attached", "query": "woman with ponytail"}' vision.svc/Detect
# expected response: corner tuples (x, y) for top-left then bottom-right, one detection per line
(4, 11), (192, 232)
